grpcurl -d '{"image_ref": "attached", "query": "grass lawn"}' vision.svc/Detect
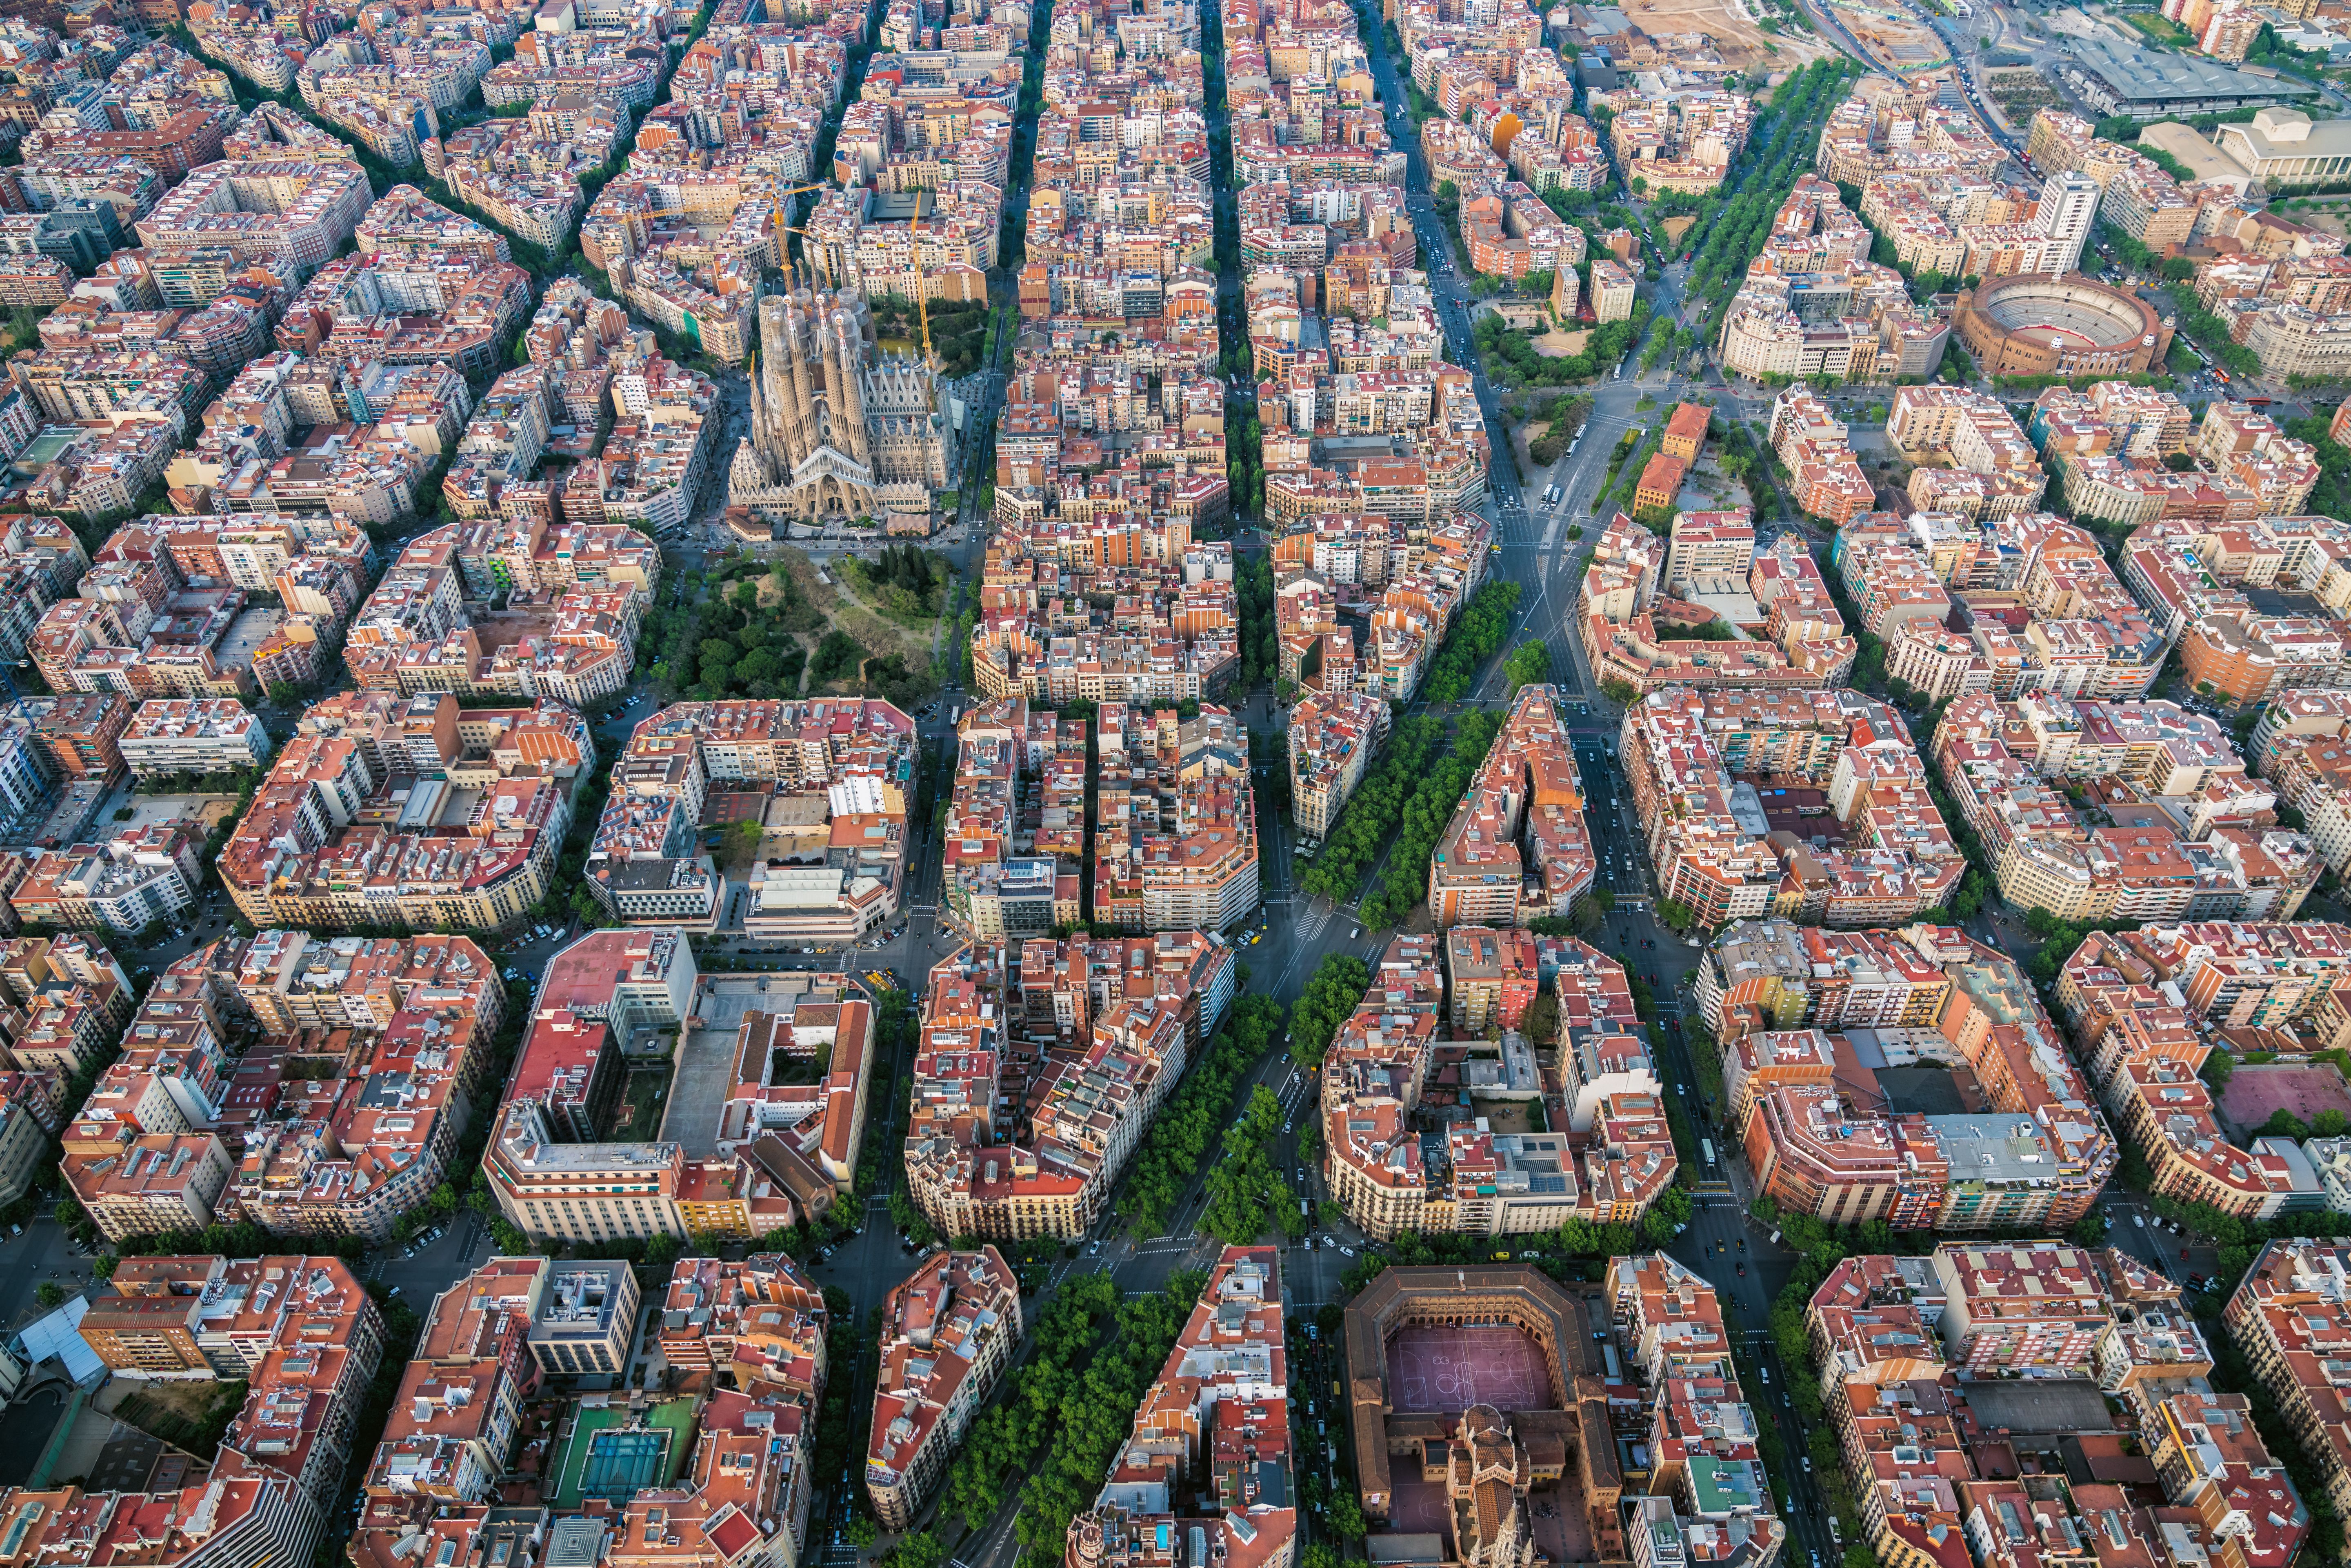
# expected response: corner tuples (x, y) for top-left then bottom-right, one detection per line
(113, 1379), (248, 1460)
(647, 1397), (697, 1482)
(2122, 11), (2191, 44)
(610, 1068), (668, 1140)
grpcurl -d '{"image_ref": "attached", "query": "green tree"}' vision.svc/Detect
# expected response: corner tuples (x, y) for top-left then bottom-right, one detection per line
(720, 820), (766, 872)
(1289, 955), (1371, 1068)
(34, 1282), (63, 1310)
(1504, 641), (1551, 693)
(2260, 1107), (2311, 1142)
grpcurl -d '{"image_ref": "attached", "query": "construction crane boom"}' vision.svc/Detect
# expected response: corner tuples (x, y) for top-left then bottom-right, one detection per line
(911, 196), (932, 367)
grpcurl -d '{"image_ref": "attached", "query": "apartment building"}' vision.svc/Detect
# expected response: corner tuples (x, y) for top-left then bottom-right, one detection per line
(217, 689), (593, 933)
(657, 1253), (831, 1398)
(361, 1257), (541, 1504)
(0, 933), (131, 1078)
(1062, 1248), (1295, 1568)
(1606, 1253), (1786, 1563)
(1665, 508), (1753, 597)
(0, 1078), (51, 1207)
(211, 931), (505, 1243)
(342, 520), (647, 709)
(1093, 704), (1259, 935)
(83, 1253), (384, 1401)
(62, 1130), (232, 1241)
(1842, 509), (2163, 700)
(2063, 399), (2320, 531)
(1813, 1246), (2306, 1568)
(866, 1246), (1023, 1530)
(593, 699), (909, 938)
(490, 931), (865, 1247)
(1702, 919), (2117, 1230)
(525, 1261), (640, 1379)
(1718, 177), (1948, 384)
(1931, 1242), (2112, 1374)
(1428, 684), (1597, 930)
(905, 934), (1235, 1241)
(117, 698), (272, 779)
(2061, 923), (2351, 1217)
(1289, 691), (1389, 840)
(2248, 689), (2351, 874)
(134, 160), (370, 282)
(1447, 926), (1542, 1037)
(1888, 386), (2049, 519)
(1255, 517), (1493, 702)
(1933, 690), (2309, 922)
(1324, 931), (1673, 1238)
(1621, 688), (1963, 930)
(1592, 259), (1637, 322)
(1769, 389), (1875, 523)
(2223, 1239), (2351, 1524)
(1583, 520), (1856, 693)
(487, 1106), (687, 1246)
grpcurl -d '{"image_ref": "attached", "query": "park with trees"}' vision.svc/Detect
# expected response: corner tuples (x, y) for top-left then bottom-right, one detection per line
(640, 552), (944, 714)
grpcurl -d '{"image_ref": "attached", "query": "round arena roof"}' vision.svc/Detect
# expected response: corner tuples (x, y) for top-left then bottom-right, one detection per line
(1972, 275), (2153, 350)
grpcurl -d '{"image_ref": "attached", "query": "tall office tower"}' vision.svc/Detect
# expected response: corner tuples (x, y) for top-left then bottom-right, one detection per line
(2037, 170), (2101, 275)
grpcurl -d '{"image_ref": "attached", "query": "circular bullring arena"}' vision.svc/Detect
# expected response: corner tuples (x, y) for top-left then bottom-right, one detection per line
(1955, 274), (2172, 378)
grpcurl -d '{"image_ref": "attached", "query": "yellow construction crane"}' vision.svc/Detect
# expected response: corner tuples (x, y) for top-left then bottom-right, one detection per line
(640, 180), (940, 367)
(641, 181), (831, 251)
(911, 196), (933, 367)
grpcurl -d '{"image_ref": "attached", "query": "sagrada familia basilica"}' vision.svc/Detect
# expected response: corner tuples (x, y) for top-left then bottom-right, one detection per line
(728, 273), (958, 524)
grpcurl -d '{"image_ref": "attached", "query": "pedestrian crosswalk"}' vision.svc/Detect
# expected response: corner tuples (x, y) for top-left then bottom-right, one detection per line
(1297, 902), (1333, 940)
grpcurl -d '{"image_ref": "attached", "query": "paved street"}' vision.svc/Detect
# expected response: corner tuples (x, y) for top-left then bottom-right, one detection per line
(0, 1219), (102, 1341)
(29, 5), (2296, 1567)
